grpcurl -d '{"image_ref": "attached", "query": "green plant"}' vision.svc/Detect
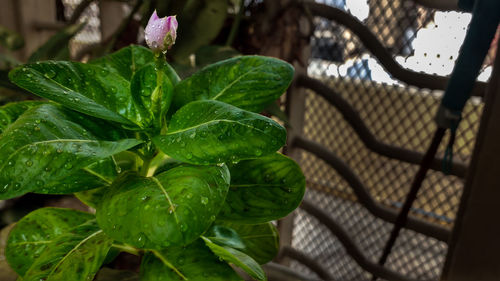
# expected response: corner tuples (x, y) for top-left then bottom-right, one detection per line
(0, 23), (85, 104)
(0, 43), (305, 281)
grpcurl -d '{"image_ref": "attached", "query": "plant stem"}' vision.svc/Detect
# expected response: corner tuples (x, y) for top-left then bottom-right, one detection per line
(146, 151), (172, 177)
(226, 0), (245, 46)
(140, 156), (152, 177)
(112, 244), (141, 256)
(152, 53), (166, 132)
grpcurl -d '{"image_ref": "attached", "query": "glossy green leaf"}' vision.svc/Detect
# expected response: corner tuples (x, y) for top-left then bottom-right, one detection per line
(0, 101), (46, 134)
(218, 153), (305, 223)
(112, 150), (140, 172)
(28, 23), (85, 63)
(96, 164), (230, 248)
(0, 104), (141, 199)
(90, 45), (180, 86)
(75, 186), (108, 209)
(22, 220), (113, 281)
(8, 61), (149, 127)
(90, 45), (154, 81)
(202, 236), (265, 281)
(140, 240), (241, 281)
(153, 100), (286, 165)
(130, 63), (174, 130)
(5, 208), (93, 276)
(75, 152), (139, 208)
(162, 62), (181, 86)
(206, 222), (279, 264)
(37, 157), (118, 195)
(172, 56), (294, 113)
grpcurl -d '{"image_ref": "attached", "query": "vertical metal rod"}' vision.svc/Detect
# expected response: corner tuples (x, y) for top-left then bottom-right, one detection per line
(372, 127), (446, 280)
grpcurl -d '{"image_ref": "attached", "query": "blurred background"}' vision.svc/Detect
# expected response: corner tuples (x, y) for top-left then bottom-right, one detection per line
(0, 0), (498, 280)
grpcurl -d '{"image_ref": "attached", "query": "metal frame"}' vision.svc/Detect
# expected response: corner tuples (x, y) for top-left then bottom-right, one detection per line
(303, 2), (487, 97)
(281, 1), (490, 280)
(440, 40), (500, 281)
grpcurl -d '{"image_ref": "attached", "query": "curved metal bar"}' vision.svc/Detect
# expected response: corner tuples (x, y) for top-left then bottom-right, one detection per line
(294, 136), (451, 242)
(300, 199), (421, 281)
(303, 2), (487, 97)
(296, 74), (468, 178)
(281, 246), (335, 281)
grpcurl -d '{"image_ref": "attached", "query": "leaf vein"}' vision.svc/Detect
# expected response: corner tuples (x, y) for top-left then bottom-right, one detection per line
(151, 250), (187, 280)
(211, 64), (267, 101)
(82, 167), (112, 185)
(48, 229), (103, 278)
(0, 139), (101, 173)
(11, 240), (52, 246)
(149, 177), (180, 229)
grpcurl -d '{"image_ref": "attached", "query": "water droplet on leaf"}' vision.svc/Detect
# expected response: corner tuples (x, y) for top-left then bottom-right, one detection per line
(180, 224), (188, 232)
(99, 69), (109, 76)
(137, 233), (146, 247)
(201, 197), (208, 205)
(44, 70), (56, 79)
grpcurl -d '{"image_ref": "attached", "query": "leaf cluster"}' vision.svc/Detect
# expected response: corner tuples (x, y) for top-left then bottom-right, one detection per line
(0, 45), (305, 280)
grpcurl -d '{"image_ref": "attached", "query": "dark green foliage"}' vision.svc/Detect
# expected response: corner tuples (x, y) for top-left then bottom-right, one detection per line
(219, 153), (306, 223)
(140, 240), (242, 281)
(172, 56), (294, 113)
(96, 165), (230, 248)
(153, 100), (286, 164)
(6, 208), (94, 276)
(2, 45), (304, 280)
(205, 222), (279, 265)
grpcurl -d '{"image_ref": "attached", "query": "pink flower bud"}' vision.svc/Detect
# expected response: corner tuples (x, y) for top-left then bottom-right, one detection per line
(145, 10), (178, 53)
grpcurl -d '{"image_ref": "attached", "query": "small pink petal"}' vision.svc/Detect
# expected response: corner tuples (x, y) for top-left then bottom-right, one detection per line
(145, 12), (178, 52)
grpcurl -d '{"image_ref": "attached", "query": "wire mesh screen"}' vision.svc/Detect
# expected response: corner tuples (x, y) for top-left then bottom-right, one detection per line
(62, 0), (102, 58)
(291, 0), (486, 280)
